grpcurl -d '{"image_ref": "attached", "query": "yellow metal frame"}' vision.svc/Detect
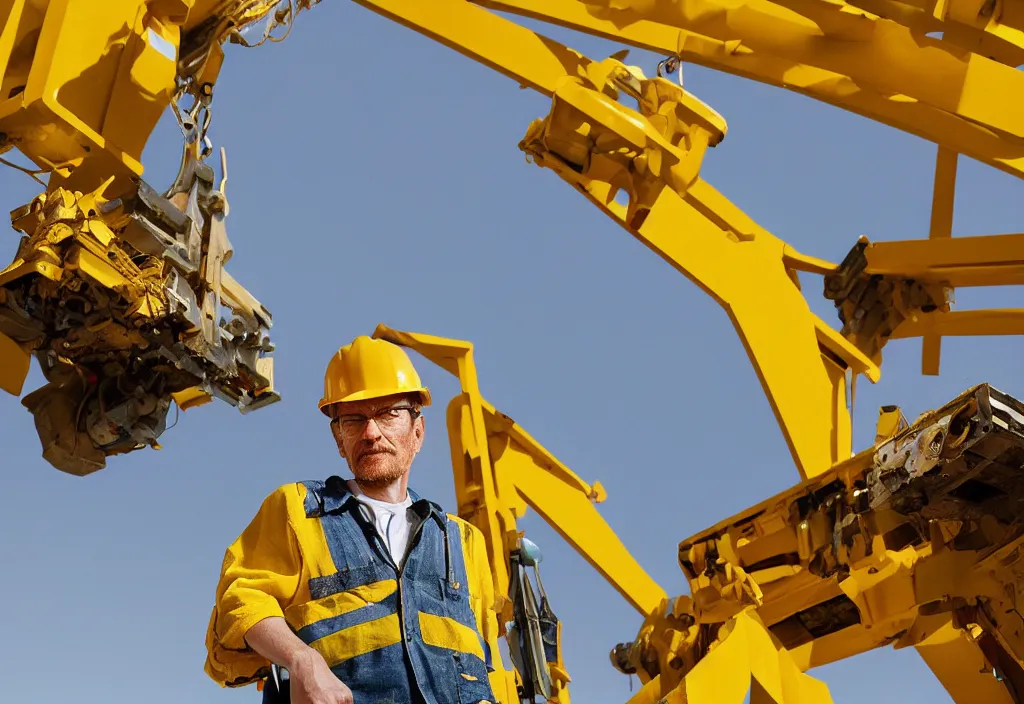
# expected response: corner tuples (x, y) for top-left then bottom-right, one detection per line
(376, 322), (843, 704)
(374, 323), (669, 703)
(2, 0), (1024, 702)
(375, 324), (667, 613)
(347, 0), (1024, 484)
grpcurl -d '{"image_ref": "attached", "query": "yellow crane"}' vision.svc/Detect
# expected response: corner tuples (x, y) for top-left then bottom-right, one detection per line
(1, 1), (1023, 702)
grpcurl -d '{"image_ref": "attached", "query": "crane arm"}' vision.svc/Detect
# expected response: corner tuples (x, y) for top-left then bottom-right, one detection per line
(479, 0), (1024, 182)
(1, 0), (1022, 478)
(341, 0), (872, 478)
(350, 0), (1024, 478)
(373, 323), (667, 704)
(373, 324), (668, 614)
(373, 323), (838, 704)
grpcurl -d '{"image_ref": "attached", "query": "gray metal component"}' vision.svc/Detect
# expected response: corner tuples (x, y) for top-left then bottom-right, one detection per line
(2, 121), (278, 475)
(866, 384), (1024, 529)
(507, 536), (564, 702)
(165, 269), (203, 330)
(520, 537), (543, 567)
(85, 391), (170, 451)
(134, 178), (190, 233)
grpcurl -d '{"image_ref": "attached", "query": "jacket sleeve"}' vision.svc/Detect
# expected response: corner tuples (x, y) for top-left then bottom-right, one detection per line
(464, 521), (505, 676)
(204, 483), (305, 687)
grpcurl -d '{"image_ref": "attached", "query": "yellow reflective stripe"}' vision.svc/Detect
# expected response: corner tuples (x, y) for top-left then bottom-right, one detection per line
(419, 612), (485, 660)
(284, 579), (398, 631)
(292, 483), (338, 579)
(452, 517), (486, 636)
(449, 515), (494, 661)
(310, 614), (403, 665)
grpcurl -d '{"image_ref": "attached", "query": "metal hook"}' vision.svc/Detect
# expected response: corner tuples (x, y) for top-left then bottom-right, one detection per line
(657, 55), (684, 86)
(219, 146), (229, 196)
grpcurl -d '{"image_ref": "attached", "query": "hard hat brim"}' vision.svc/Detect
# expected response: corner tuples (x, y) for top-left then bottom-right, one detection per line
(318, 386), (432, 415)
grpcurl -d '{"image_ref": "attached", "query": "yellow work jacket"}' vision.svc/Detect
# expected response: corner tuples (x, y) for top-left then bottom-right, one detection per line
(204, 477), (503, 703)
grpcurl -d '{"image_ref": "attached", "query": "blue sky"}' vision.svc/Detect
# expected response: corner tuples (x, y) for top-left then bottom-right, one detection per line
(2, 4), (1022, 703)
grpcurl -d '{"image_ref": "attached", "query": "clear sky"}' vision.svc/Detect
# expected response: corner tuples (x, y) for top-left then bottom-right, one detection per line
(1, 4), (1021, 703)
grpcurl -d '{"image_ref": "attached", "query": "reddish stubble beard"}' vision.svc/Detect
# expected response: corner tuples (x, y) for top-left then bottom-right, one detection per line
(348, 442), (408, 487)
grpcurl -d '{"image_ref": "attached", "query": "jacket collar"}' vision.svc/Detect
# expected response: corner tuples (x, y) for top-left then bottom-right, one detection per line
(321, 475), (446, 526)
(408, 487), (448, 528)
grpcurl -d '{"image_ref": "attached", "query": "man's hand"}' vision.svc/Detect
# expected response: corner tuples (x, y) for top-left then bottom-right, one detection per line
(287, 648), (354, 704)
(244, 617), (354, 703)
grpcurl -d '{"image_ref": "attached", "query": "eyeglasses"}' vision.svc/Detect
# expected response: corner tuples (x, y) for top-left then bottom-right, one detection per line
(331, 404), (421, 436)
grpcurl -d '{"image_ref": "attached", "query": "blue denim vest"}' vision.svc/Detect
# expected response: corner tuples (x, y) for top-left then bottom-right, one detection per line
(295, 477), (495, 704)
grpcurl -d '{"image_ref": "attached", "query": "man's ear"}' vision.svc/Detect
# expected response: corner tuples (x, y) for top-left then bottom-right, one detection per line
(414, 415), (426, 452)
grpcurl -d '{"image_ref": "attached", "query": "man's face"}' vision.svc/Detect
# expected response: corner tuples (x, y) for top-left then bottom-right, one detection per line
(327, 393), (425, 486)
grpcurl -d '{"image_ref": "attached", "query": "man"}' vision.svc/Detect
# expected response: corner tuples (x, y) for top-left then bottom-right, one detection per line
(204, 335), (502, 704)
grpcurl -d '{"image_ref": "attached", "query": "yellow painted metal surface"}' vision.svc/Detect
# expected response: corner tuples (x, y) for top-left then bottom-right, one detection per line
(616, 598), (834, 703)
(0, 328), (29, 395)
(671, 610), (835, 703)
(513, 52), (874, 477)
(483, 0), (1024, 180)
(673, 385), (1024, 698)
(0, 0), (193, 195)
(376, 323), (671, 703)
(915, 619), (1019, 704)
(2, 0), (1024, 702)
(377, 325), (667, 614)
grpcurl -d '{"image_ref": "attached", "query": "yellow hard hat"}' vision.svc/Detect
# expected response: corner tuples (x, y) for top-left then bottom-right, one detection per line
(318, 335), (431, 416)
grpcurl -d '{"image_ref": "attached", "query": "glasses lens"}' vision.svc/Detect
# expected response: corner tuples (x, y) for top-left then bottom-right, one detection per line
(338, 406), (414, 434)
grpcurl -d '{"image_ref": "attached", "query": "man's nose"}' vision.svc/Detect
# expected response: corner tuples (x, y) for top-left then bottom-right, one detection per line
(361, 417), (384, 440)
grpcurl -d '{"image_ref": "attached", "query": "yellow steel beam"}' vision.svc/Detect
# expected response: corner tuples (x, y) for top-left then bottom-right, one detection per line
(915, 618), (1017, 704)
(476, 0), (1024, 182)
(355, 0), (878, 477)
(569, 0), (1024, 142)
(375, 324), (667, 617)
(663, 610), (835, 704)
(353, 0), (595, 97)
(929, 148), (958, 242)
(372, 325), (512, 590)
(923, 146), (957, 374)
(842, 0), (1024, 67)
(372, 325), (522, 704)
(334, 8), (1024, 703)
(584, 177), (860, 478)
(514, 58), (877, 476)
(862, 233), (1024, 287)
(487, 406), (668, 617)
(377, 324), (670, 704)
(890, 309), (1024, 338)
